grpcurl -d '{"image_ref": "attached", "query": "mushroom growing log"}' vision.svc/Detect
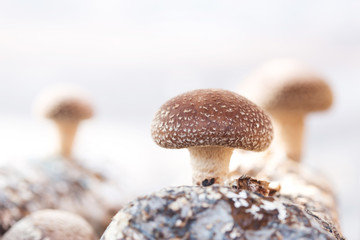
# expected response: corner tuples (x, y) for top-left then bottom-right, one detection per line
(101, 185), (344, 240)
(0, 153), (121, 236)
(230, 152), (342, 238)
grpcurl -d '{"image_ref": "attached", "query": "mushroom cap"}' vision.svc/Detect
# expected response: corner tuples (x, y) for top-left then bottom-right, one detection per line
(2, 209), (98, 240)
(240, 59), (333, 113)
(151, 89), (273, 151)
(101, 185), (341, 240)
(34, 86), (94, 121)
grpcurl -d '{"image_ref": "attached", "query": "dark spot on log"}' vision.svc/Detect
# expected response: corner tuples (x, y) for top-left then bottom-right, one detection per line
(202, 178), (215, 187)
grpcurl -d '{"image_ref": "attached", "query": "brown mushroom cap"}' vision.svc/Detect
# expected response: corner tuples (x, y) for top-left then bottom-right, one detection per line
(35, 86), (93, 121)
(151, 89), (273, 151)
(241, 59), (333, 112)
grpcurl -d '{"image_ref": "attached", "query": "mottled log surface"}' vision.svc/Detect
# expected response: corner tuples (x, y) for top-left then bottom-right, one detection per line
(101, 184), (344, 240)
(0, 156), (124, 236)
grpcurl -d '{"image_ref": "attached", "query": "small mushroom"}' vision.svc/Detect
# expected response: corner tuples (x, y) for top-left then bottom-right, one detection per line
(34, 86), (93, 159)
(151, 89), (273, 186)
(240, 59), (333, 162)
(2, 209), (98, 240)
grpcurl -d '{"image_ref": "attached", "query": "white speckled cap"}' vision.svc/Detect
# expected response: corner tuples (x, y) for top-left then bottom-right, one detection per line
(240, 59), (333, 112)
(34, 85), (93, 121)
(151, 89), (273, 151)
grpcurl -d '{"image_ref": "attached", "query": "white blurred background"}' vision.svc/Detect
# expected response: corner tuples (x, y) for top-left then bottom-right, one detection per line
(0, 1), (359, 238)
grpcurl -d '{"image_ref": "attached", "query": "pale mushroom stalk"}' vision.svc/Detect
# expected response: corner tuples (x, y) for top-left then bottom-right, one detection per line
(189, 146), (233, 185)
(271, 111), (305, 162)
(55, 120), (80, 159)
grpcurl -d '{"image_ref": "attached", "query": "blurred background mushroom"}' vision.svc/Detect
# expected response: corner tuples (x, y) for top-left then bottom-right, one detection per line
(2, 209), (98, 240)
(0, 1), (359, 239)
(235, 60), (335, 181)
(239, 59), (333, 162)
(233, 59), (341, 232)
(34, 86), (94, 159)
(0, 86), (125, 236)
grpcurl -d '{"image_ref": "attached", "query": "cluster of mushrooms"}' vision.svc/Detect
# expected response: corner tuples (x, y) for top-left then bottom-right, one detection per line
(0, 59), (344, 240)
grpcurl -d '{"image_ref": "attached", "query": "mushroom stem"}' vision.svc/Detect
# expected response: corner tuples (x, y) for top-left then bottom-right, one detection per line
(55, 120), (79, 159)
(271, 111), (305, 162)
(188, 146), (233, 186)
